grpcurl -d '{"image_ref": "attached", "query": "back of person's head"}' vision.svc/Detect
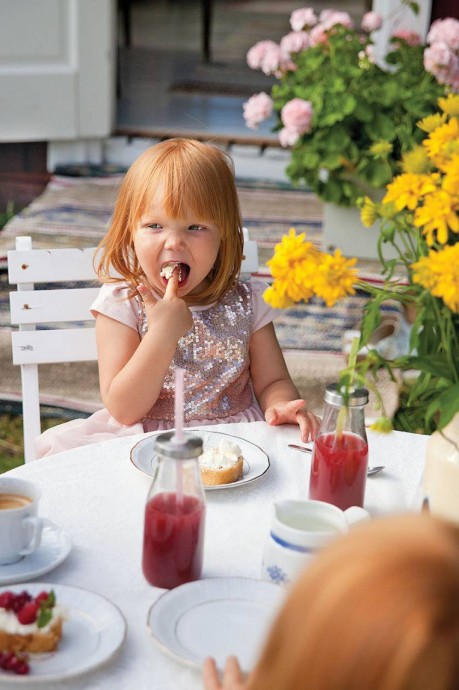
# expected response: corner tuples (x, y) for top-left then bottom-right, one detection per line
(97, 138), (243, 304)
(248, 514), (459, 690)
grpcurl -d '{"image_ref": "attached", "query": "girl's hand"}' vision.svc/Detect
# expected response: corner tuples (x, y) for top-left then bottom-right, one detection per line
(203, 657), (247, 690)
(137, 269), (193, 340)
(265, 399), (321, 443)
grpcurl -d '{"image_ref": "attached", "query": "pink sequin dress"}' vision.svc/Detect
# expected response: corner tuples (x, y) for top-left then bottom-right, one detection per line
(35, 278), (278, 457)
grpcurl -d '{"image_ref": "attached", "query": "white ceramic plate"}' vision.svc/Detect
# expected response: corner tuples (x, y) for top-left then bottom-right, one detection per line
(0, 522), (71, 586)
(130, 429), (270, 490)
(147, 577), (284, 672)
(0, 582), (126, 684)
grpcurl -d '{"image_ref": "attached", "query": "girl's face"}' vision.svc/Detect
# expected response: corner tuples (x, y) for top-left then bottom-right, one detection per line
(134, 189), (221, 299)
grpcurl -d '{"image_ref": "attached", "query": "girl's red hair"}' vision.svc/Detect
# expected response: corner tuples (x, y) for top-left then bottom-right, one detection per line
(96, 138), (243, 305)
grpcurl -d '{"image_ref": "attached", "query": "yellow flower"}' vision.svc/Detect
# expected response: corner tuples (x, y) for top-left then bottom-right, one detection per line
(414, 189), (459, 245)
(400, 146), (431, 174)
(442, 155), (459, 197)
(263, 282), (294, 309)
(417, 113), (447, 133)
(369, 140), (393, 157)
(360, 197), (378, 227)
(423, 117), (459, 169)
(383, 173), (437, 211)
(313, 250), (358, 307)
(266, 228), (321, 306)
(438, 94), (459, 117)
(412, 244), (459, 312)
(369, 416), (393, 433)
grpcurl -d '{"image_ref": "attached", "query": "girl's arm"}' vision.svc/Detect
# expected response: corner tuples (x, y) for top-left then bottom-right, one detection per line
(96, 272), (192, 425)
(250, 322), (321, 442)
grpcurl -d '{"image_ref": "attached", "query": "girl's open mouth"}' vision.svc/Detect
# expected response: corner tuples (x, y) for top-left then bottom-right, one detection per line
(159, 261), (190, 286)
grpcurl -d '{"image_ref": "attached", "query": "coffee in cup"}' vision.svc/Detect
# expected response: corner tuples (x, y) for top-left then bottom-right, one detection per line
(0, 477), (44, 565)
(0, 494), (33, 511)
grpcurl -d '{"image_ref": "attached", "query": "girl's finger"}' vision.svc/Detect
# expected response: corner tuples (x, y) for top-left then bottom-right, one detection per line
(164, 267), (179, 298)
(224, 656), (244, 684)
(203, 658), (221, 690)
(137, 282), (155, 305)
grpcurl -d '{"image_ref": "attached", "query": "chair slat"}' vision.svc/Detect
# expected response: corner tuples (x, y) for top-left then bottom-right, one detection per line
(7, 247), (99, 284)
(11, 329), (97, 365)
(10, 288), (99, 325)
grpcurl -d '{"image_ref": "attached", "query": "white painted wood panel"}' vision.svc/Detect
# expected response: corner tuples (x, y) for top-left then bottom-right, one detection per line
(11, 328), (97, 365)
(8, 246), (99, 284)
(0, 0), (115, 142)
(10, 288), (99, 325)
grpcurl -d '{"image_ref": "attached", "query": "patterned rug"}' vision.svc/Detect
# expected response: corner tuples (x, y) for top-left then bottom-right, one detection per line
(0, 173), (398, 353)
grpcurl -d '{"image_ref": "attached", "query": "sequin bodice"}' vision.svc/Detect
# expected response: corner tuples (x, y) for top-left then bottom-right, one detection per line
(136, 282), (255, 422)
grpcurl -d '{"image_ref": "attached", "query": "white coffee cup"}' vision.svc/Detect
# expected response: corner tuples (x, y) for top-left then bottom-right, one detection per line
(262, 498), (369, 586)
(0, 477), (47, 565)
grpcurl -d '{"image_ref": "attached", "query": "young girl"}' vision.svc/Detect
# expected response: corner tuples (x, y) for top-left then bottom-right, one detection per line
(36, 138), (320, 457)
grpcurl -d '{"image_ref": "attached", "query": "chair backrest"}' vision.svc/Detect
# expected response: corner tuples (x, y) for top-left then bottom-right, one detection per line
(8, 236), (99, 462)
(7, 231), (259, 463)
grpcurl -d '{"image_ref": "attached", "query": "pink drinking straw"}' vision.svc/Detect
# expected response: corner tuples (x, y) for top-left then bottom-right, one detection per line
(173, 367), (185, 511)
(174, 367), (185, 444)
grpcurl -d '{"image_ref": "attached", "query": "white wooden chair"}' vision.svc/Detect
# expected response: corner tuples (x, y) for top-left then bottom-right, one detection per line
(8, 237), (100, 462)
(8, 231), (259, 463)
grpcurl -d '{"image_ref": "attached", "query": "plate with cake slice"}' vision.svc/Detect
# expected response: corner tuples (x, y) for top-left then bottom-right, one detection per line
(0, 582), (126, 683)
(130, 429), (270, 490)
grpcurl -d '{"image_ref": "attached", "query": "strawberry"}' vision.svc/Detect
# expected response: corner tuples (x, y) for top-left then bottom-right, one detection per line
(0, 591), (14, 610)
(17, 600), (39, 625)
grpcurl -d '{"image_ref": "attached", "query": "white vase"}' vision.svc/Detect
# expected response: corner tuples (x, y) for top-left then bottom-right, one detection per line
(423, 413), (459, 525)
(322, 202), (398, 261)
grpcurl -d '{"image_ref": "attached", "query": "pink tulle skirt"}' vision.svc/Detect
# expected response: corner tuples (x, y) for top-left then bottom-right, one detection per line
(35, 404), (265, 458)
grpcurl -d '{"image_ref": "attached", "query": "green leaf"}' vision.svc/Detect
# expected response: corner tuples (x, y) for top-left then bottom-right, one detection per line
(37, 607), (52, 629)
(425, 384), (459, 428)
(406, 355), (455, 381)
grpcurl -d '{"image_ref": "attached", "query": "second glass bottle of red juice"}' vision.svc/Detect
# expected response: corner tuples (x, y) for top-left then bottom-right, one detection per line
(142, 431), (205, 589)
(309, 383), (369, 510)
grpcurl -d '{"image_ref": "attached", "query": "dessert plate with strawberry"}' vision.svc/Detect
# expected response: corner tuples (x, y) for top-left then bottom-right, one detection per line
(0, 523), (71, 586)
(0, 583), (126, 683)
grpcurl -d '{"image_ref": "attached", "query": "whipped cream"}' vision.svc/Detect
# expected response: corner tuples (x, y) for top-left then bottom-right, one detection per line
(0, 605), (65, 635)
(160, 263), (181, 280)
(199, 439), (242, 469)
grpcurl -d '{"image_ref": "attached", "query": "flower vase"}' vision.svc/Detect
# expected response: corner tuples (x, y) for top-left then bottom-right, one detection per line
(423, 412), (459, 525)
(322, 203), (398, 261)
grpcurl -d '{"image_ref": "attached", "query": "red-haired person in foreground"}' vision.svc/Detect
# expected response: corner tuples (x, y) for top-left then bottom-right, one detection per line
(204, 513), (459, 690)
(35, 138), (320, 457)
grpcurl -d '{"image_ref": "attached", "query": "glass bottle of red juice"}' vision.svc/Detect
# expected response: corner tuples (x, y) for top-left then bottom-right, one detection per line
(309, 384), (369, 510)
(142, 431), (205, 589)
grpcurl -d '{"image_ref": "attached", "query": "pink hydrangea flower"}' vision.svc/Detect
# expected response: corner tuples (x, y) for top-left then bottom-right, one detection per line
(280, 31), (310, 58)
(309, 24), (329, 46)
(391, 29), (421, 47)
(242, 92), (274, 130)
(281, 98), (313, 135)
(427, 18), (459, 51)
(424, 43), (459, 88)
(247, 40), (282, 74)
(361, 11), (382, 33)
(278, 127), (300, 148)
(289, 8), (317, 32)
(319, 10), (353, 30)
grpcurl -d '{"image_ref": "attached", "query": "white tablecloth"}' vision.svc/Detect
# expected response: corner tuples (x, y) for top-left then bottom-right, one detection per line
(2, 421), (428, 689)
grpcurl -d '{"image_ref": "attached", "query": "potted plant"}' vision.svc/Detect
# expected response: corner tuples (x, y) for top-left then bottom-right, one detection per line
(263, 94), (459, 435)
(243, 4), (456, 207)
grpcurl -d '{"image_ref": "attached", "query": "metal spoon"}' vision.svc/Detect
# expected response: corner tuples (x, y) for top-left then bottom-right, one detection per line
(287, 444), (385, 476)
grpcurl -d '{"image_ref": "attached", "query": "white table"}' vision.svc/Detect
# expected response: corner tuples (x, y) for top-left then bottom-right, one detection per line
(2, 421), (428, 689)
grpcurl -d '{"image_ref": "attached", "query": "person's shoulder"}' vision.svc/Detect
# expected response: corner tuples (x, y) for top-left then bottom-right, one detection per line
(97, 281), (131, 301)
(91, 281), (138, 329)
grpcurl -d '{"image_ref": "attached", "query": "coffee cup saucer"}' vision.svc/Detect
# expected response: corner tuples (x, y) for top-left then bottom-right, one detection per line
(0, 521), (71, 585)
